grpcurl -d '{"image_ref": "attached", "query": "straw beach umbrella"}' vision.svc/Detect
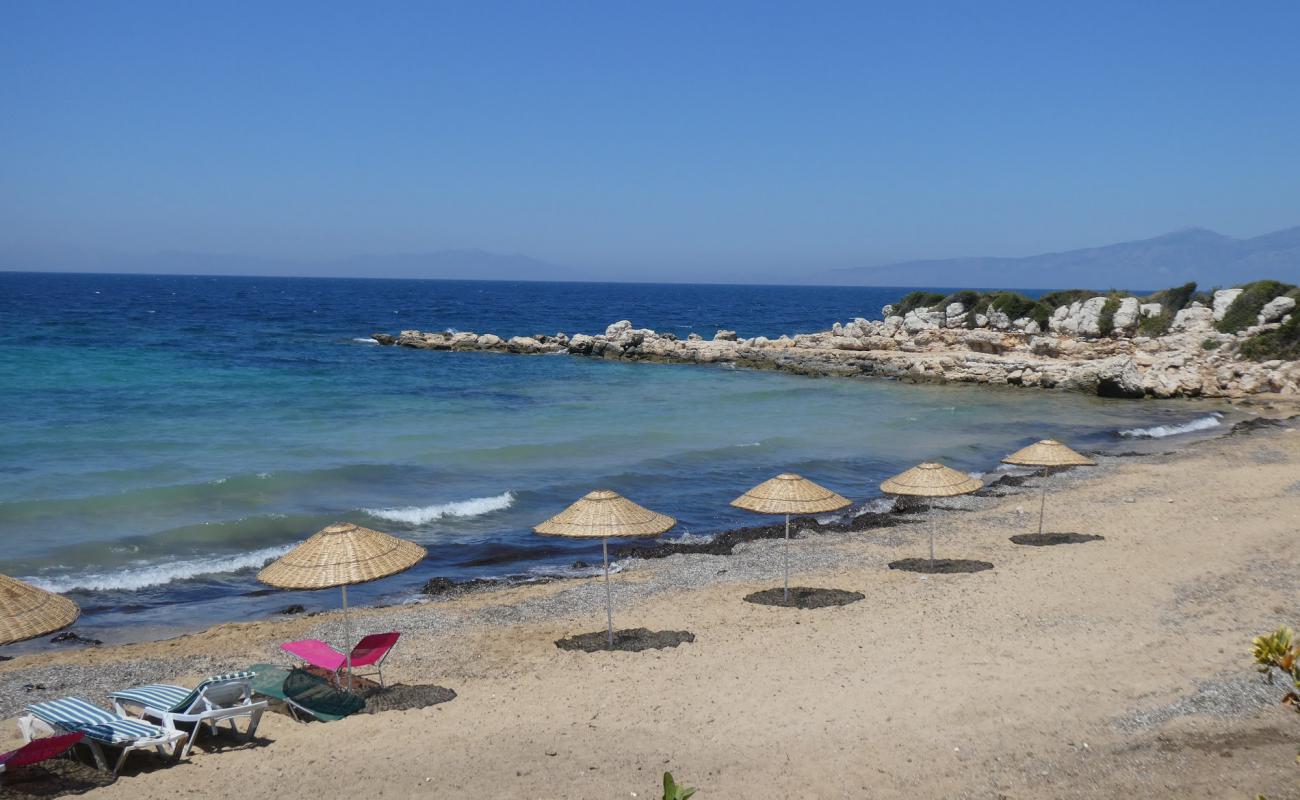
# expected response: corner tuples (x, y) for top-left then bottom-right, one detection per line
(258, 523), (425, 688)
(880, 463), (983, 567)
(1002, 439), (1096, 535)
(0, 573), (80, 647)
(731, 474), (850, 602)
(534, 490), (675, 648)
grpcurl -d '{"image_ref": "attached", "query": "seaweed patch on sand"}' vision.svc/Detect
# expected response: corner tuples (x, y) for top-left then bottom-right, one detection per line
(360, 683), (457, 713)
(743, 587), (864, 608)
(555, 628), (695, 652)
(1010, 532), (1105, 546)
(888, 558), (993, 574)
(0, 758), (116, 800)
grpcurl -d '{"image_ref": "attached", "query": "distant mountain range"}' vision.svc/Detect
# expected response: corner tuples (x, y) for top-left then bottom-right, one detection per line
(0, 245), (580, 282)
(820, 226), (1300, 290)
(4, 226), (1299, 288)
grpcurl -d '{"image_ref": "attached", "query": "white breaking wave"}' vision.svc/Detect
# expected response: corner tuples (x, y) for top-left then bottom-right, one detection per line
(662, 531), (714, 545)
(363, 491), (515, 525)
(352, 337), (379, 344)
(527, 562), (621, 579)
(853, 496), (897, 517)
(26, 545), (293, 593)
(1119, 413), (1223, 439)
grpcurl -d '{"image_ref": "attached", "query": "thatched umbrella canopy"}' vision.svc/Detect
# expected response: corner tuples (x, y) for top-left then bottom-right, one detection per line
(731, 474), (850, 601)
(535, 491), (675, 647)
(0, 573), (80, 647)
(1002, 439), (1096, 535)
(880, 463), (983, 565)
(259, 523), (426, 686)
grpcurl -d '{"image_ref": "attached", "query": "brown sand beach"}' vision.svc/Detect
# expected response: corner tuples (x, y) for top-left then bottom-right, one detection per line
(2, 416), (1299, 798)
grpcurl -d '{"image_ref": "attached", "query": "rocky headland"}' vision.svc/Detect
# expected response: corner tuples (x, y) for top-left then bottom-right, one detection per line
(372, 280), (1300, 398)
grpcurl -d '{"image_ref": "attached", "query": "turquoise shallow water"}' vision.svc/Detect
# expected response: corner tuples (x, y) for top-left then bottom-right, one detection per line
(0, 272), (1227, 644)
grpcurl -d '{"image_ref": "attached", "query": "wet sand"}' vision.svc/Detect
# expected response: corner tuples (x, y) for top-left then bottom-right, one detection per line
(2, 417), (1299, 798)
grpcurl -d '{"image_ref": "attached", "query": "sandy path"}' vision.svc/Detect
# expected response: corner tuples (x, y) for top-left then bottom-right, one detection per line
(4, 425), (1299, 798)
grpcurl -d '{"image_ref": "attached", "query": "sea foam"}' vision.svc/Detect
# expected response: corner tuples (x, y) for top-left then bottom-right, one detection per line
(1119, 413), (1223, 439)
(363, 491), (515, 525)
(27, 544), (292, 593)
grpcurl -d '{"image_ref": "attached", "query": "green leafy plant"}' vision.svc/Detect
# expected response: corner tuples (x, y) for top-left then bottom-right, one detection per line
(1201, 338), (1222, 350)
(1251, 626), (1300, 764)
(662, 771), (697, 800)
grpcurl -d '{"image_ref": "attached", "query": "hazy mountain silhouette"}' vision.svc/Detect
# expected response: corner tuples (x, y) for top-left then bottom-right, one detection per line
(821, 226), (1300, 290)
(0, 245), (582, 281)
(5, 226), (1300, 287)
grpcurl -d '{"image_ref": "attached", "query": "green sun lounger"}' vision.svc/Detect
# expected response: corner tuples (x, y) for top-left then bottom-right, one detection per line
(247, 664), (365, 722)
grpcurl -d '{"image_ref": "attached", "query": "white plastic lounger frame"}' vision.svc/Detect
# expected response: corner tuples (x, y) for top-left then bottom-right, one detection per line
(107, 671), (267, 758)
(21, 697), (187, 776)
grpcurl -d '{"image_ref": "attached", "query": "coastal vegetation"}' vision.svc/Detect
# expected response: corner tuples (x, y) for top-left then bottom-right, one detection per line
(1251, 626), (1300, 765)
(1216, 280), (1299, 334)
(1241, 313), (1300, 361)
(1136, 282), (1198, 336)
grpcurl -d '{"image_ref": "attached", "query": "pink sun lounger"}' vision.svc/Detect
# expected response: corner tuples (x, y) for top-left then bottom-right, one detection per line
(0, 732), (85, 774)
(281, 632), (401, 688)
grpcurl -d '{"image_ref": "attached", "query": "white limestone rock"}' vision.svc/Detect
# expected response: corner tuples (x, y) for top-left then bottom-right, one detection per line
(1111, 297), (1140, 333)
(1171, 305), (1215, 333)
(1076, 297), (1109, 337)
(1259, 296), (1296, 324)
(1212, 288), (1243, 321)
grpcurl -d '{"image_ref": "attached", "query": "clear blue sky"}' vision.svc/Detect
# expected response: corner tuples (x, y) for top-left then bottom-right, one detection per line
(3, 0), (1299, 280)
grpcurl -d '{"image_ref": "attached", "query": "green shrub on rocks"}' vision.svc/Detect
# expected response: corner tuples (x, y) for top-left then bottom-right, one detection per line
(894, 291), (946, 317)
(1240, 313), (1300, 361)
(1201, 338), (1222, 350)
(1145, 281), (1198, 312)
(1216, 280), (1298, 334)
(940, 289), (982, 311)
(1135, 282), (1198, 337)
(1038, 289), (1095, 310)
(1098, 297), (1121, 336)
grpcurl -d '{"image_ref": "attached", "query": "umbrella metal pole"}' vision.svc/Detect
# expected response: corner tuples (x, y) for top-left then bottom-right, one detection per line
(341, 585), (353, 691)
(603, 538), (614, 649)
(1038, 466), (1050, 535)
(927, 500), (934, 567)
(783, 514), (790, 603)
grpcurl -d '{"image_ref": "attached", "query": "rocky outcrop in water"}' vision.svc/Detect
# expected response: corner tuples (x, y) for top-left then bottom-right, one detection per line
(372, 287), (1300, 399)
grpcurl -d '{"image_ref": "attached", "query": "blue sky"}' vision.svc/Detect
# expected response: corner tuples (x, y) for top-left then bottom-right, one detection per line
(3, 1), (1299, 280)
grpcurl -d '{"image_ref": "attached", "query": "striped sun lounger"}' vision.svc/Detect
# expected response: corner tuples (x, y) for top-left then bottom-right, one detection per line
(108, 671), (266, 759)
(21, 697), (186, 775)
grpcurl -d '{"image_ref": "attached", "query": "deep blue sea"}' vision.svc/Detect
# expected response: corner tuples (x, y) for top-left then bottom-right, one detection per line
(0, 272), (1228, 645)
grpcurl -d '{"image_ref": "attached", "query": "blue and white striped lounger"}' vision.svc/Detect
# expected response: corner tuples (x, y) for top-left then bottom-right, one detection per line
(108, 671), (266, 758)
(21, 696), (187, 775)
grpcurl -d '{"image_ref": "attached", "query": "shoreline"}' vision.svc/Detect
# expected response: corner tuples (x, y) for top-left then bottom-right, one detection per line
(3, 413), (1299, 796)
(6, 405), (1292, 653)
(9, 397), (1267, 651)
